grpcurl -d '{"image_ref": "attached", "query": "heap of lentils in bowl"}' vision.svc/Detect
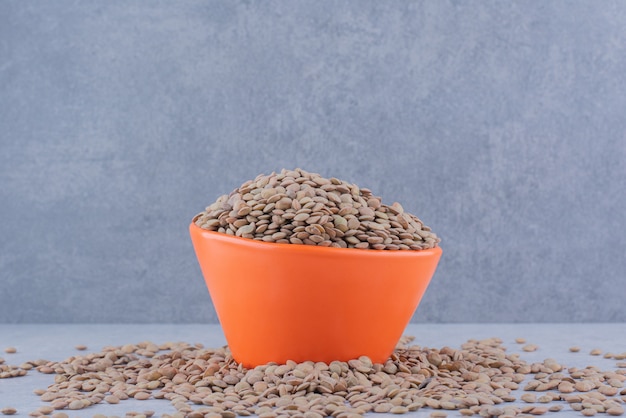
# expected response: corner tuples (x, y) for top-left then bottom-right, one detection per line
(193, 168), (440, 250)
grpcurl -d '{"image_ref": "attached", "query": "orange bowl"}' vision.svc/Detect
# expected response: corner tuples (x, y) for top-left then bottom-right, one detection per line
(190, 223), (442, 367)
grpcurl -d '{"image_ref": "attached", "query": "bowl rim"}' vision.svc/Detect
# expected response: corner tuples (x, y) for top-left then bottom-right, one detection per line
(190, 222), (442, 258)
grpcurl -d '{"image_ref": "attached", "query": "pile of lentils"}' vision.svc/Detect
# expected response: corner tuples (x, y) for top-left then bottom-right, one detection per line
(2, 338), (626, 417)
(193, 168), (440, 250)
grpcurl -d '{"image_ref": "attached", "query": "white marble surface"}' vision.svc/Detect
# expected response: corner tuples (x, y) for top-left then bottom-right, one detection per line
(1, 323), (625, 417)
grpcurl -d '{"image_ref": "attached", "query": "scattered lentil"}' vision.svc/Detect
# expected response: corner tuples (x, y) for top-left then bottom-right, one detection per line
(528, 406), (548, 415)
(36, 406), (53, 415)
(3, 347), (16, 354)
(390, 406), (409, 414)
(4, 332), (626, 417)
(1, 408), (16, 416)
(607, 406), (625, 416)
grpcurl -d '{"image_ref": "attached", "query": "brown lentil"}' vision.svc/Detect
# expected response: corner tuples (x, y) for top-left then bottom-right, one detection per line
(522, 344), (539, 352)
(528, 406), (548, 415)
(194, 168), (440, 250)
(5, 332), (626, 417)
(607, 406), (625, 416)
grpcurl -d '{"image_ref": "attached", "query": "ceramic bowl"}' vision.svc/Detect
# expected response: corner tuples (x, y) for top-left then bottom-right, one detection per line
(190, 223), (442, 367)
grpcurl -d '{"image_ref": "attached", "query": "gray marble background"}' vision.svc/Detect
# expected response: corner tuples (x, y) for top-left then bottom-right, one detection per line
(1, 1), (625, 323)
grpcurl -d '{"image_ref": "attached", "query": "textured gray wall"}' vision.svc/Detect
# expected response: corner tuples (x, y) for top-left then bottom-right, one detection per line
(1, 1), (625, 323)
